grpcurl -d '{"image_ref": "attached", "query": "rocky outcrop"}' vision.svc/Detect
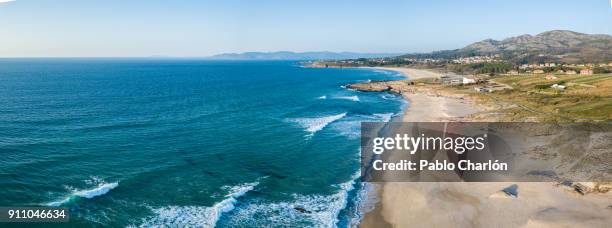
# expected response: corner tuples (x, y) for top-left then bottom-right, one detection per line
(490, 184), (519, 198)
(294, 206), (311, 214)
(347, 80), (414, 95)
(347, 81), (391, 92)
(572, 182), (612, 195)
(557, 182), (612, 195)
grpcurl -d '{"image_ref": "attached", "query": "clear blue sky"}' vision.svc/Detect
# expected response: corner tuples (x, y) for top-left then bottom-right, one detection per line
(0, 0), (610, 57)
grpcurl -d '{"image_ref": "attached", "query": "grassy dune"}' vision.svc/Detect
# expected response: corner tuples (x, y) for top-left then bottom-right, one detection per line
(478, 74), (611, 121)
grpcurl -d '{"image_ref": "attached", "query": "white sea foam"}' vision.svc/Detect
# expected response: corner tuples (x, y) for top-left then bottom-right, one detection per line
(372, 113), (394, 123)
(289, 113), (347, 136)
(336, 96), (359, 102)
(340, 85), (357, 91)
(318, 95), (327, 100)
(331, 113), (395, 139)
(46, 182), (119, 206)
(380, 94), (396, 100)
(331, 120), (361, 140)
(349, 182), (380, 227)
(372, 69), (401, 77)
(371, 69), (389, 74)
(140, 182), (258, 227)
(222, 173), (360, 228)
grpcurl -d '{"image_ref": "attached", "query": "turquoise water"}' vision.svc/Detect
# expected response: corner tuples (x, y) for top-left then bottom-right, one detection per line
(0, 59), (405, 227)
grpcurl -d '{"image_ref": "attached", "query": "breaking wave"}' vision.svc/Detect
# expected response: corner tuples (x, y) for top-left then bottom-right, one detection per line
(139, 182), (258, 227)
(46, 181), (119, 206)
(349, 182), (380, 227)
(372, 113), (394, 123)
(317, 95), (327, 100)
(221, 173), (360, 228)
(332, 113), (395, 139)
(335, 96), (359, 102)
(288, 113), (347, 136)
(380, 94), (397, 100)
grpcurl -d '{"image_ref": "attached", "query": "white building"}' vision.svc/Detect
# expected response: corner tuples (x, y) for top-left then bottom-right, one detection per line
(463, 76), (477, 84)
(551, 84), (566, 91)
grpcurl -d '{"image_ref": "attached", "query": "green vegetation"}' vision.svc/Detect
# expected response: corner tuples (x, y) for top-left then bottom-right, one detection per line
(452, 62), (513, 75)
(594, 67), (612, 74)
(488, 74), (612, 121)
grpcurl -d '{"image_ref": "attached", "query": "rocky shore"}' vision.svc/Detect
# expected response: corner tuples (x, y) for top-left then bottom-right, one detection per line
(347, 80), (407, 93)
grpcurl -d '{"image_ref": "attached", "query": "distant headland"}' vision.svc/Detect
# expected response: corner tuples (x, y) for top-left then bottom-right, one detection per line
(205, 51), (401, 60)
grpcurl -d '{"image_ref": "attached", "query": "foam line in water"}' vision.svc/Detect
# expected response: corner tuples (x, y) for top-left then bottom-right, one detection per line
(46, 182), (119, 206)
(331, 113), (395, 139)
(380, 94), (397, 100)
(221, 172), (361, 228)
(317, 95), (327, 100)
(289, 113), (347, 136)
(349, 182), (380, 227)
(336, 96), (359, 102)
(325, 171), (360, 227)
(340, 85), (357, 91)
(373, 113), (394, 123)
(140, 182), (258, 227)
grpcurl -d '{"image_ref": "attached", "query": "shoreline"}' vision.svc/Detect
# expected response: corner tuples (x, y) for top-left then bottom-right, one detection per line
(357, 67), (483, 227)
(359, 67), (481, 121)
(361, 66), (443, 81)
(351, 67), (612, 227)
(352, 67), (445, 228)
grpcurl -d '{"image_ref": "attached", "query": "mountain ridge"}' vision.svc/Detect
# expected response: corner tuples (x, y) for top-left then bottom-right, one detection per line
(401, 30), (612, 63)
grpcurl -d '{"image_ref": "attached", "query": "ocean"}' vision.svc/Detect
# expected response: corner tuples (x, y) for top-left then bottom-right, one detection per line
(0, 59), (406, 227)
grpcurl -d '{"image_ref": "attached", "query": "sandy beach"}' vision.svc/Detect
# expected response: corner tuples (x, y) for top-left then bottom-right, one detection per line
(367, 67), (444, 80)
(358, 67), (612, 228)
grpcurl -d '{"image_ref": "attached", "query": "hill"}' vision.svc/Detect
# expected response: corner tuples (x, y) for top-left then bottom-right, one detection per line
(400, 30), (612, 63)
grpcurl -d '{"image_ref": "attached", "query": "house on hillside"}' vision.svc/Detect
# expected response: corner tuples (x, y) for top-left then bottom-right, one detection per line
(508, 70), (519, 75)
(566, 70), (577, 75)
(556, 70), (565, 74)
(533, 69), (545, 74)
(545, 74), (558, 80)
(580, 69), (593, 75)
